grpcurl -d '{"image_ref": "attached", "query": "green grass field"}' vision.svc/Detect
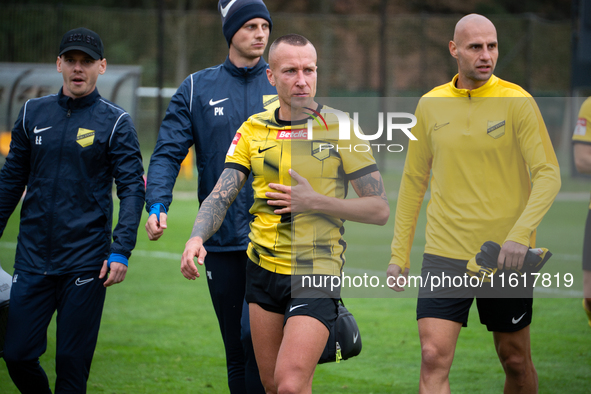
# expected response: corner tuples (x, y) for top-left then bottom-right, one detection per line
(1, 169), (590, 393)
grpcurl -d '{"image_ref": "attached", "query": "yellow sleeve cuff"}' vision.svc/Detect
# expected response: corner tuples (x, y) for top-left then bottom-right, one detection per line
(388, 259), (409, 271)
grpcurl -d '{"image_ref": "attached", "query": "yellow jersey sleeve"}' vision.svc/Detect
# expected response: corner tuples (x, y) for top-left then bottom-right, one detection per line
(504, 97), (561, 247)
(389, 100), (432, 271)
(573, 97), (591, 144)
(339, 126), (379, 179)
(225, 121), (253, 174)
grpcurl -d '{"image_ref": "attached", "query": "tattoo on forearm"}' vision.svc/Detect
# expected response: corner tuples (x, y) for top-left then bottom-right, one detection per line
(190, 169), (246, 240)
(352, 172), (388, 203)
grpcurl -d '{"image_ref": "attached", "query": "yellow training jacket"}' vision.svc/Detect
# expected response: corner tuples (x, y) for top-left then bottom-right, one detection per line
(390, 74), (561, 270)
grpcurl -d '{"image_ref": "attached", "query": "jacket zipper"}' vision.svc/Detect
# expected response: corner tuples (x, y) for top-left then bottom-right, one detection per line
(467, 91), (472, 131)
(44, 108), (71, 274)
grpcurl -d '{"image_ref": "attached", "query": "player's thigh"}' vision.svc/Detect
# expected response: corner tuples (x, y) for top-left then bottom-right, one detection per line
(583, 210), (591, 298)
(584, 270), (591, 299)
(492, 325), (532, 363)
(249, 303), (284, 389)
(275, 315), (329, 391)
(417, 317), (462, 362)
(275, 297), (336, 388)
(582, 209), (591, 272)
(4, 271), (57, 360)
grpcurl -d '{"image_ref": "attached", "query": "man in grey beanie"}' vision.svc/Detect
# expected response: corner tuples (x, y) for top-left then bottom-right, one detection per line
(145, 1), (275, 393)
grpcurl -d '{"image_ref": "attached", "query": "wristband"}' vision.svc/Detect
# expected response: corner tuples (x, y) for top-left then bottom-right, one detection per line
(149, 203), (167, 218)
(108, 253), (129, 268)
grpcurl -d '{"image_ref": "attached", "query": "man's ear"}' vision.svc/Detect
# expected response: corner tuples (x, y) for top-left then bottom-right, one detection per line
(266, 68), (275, 86)
(99, 58), (107, 75)
(449, 40), (458, 59)
(56, 56), (62, 73)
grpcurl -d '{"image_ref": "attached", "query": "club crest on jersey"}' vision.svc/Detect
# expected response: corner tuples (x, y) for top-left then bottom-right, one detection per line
(76, 128), (95, 147)
(487, 120), (505, 139)
(574, 118), (587, 136)
(277, 129), (308, 140)
(311, 141), (330, 161)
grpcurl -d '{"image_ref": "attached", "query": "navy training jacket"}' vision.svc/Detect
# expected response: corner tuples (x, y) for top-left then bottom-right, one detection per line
(0, 88), (145, 275)
(146, 56), (277, 252)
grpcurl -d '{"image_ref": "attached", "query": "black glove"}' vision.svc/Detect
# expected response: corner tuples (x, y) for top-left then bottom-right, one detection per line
(474, 241), (551, 273)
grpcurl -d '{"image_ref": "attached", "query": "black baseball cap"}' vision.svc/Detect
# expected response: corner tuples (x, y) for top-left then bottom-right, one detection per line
(58, 28), (104, 60)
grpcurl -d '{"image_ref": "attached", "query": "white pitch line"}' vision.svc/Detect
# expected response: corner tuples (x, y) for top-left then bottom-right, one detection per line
(0, 242), (584, 297)
(132, 249), (182, 261)
(533, 287), (582, 297)
(0, 242), (582, 265)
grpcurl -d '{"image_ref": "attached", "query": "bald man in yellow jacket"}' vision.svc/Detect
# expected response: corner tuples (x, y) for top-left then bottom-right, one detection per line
(387, 14), (560, 394)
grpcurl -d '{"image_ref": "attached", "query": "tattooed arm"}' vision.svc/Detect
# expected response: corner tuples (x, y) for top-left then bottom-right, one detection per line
(181, 168), (246, 280)
(265, 169), (389, 225)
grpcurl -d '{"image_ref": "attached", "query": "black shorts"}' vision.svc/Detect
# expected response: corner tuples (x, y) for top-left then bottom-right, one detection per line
(416, 254), (533, 332)
(417, 296), (533, 332)
(245, 259), (338, 330)
(583, 209), (591, 271)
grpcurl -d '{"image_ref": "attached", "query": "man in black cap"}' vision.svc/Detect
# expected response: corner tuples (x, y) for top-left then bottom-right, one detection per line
(144, 1), (274, 393)
(0, 27), (145, 393)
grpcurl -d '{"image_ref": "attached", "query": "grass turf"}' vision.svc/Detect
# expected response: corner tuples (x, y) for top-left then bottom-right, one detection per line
(0, 174), (590, 393)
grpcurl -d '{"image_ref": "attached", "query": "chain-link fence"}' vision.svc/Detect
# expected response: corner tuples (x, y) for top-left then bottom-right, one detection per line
(0, 5), (572, 92)
(0, 5), (577, 173)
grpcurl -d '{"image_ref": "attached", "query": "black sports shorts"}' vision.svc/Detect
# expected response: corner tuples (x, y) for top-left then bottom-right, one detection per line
(583, 209), (591, 271)
(245, 259), (338, 330)
(417, 253), (533, 332)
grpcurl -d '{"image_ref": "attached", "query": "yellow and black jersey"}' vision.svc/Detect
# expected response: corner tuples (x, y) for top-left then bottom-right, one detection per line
(390, 74), (561, 270)
(573, 97), (591, 208)
(225, 105), (377, 275)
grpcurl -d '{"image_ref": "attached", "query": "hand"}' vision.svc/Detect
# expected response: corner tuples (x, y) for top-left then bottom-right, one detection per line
(99, 260), (128, 287)
(387, 264), (409, 292)
(146, 212), (168, 240)
(266, 169), (318, 214)
(497, 240), (529, 271)
(181, 237), (206, 280)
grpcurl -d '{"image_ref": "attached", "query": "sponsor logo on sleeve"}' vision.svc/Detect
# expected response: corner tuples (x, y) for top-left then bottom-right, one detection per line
(227, 132), (241, 156)
(574, 118), (587, 136)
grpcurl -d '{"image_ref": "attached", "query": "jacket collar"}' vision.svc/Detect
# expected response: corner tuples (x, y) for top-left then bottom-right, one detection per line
(223, 56), (269, 80)
(448, 74), (499, 97)
(58, 88), (100, 110)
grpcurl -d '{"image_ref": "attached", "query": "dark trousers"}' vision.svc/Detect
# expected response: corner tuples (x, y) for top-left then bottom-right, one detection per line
(205, 251), (264, 394)
(3, 269), (106, 394)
